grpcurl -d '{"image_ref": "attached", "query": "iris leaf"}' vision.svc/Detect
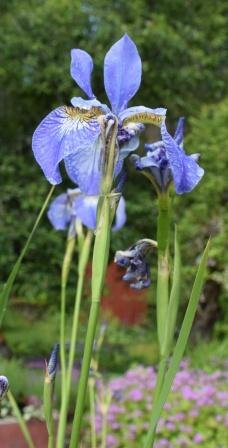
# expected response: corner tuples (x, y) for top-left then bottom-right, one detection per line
(0, 186), (55, 326)
(144, 237), (211, 447)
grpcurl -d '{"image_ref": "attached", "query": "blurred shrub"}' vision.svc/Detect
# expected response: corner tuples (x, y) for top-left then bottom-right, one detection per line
(0, 1), (227, 331)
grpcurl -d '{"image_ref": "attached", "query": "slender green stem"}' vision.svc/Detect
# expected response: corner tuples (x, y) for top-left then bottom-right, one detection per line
(144, 193), (171, 448)
(69, 119), (117, 447)
(7, 390), (35, 448)
(44, 378), (55, 448)
(156, 193), (170, 355)
(0, 185), (55, 327)
(57, 231), (93, 448)
(100, 391), (112, 448)
(69, 301), (100, 448)
(89, 378), (97, 448)
(60, 237), (76, 393)
(69, 197), (112, 448)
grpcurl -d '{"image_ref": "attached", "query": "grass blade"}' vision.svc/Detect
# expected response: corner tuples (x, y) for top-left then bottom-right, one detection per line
(0, 186), (55, 326)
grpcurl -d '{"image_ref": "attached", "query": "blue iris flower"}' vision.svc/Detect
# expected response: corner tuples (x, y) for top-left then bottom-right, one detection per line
(32, 34), (166, 194)
(115, 239), (156, 289)
(48, 188), (126, 236)
(132, 118), (204, 194)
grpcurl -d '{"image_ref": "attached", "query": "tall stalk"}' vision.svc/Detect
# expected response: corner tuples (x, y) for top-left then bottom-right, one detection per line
(60, 237), (76, 392)
(69, 118), (118, 448)
(143, 193), (171, 448)
(57, 230), (93, 448)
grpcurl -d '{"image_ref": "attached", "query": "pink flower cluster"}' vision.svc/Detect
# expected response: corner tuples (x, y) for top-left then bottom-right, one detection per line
(85, 361), (228, 447)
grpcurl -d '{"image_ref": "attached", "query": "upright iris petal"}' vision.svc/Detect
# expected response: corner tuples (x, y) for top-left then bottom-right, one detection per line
(70, 49), (94, 98)
(104, 34), (142, 114)
(173, 117), (185, 146)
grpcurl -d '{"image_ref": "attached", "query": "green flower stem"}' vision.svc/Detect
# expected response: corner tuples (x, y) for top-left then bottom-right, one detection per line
(7, 390), (35, 448)
(144, 193), (171, 448)
(69, 196), (112, 448)
(69, 119), (117, 448)
(0, 185), (55, 327)
(60, 236), (76, 393)
(100, 390), (112, 448)
(43, 376), (55, 448)
(156, 193), (170, 355)
(56, 230), (93, 448)
(89, 377), (97, 448)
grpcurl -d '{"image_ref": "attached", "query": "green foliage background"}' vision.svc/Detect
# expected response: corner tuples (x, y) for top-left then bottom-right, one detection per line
(0, 0), (227, 328)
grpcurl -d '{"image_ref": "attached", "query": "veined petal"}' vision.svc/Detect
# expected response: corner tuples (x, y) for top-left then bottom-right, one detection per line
(161, 123), (204, 194)
(104, 34), (142, 114)
(32, 105), (103, 184)
(119, 106), (166, 127)
(64, 136), (103, 195)
(71, 49), (94, 98)
(47, 193), (72, 230)
(74, 194), (98, 229)
(174, 117), (185, 146)
(112, 196), (126, 231)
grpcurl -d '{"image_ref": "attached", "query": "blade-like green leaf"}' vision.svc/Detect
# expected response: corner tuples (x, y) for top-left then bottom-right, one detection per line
(0, 186), (55, 326)
(162, 226), (181, 356)
(144, 238), (211, 448)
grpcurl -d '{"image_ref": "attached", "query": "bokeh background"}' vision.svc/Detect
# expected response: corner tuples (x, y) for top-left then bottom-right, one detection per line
(0, 0), (227, 445)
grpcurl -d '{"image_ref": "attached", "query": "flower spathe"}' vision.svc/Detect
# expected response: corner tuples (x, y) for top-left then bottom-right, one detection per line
(132, 118), (204, 194)
(47, 188), (126, 235)
(32, 35), (166, 194)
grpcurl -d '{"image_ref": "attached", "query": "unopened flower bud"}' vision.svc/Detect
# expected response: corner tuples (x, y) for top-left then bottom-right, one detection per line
(0, 375), (9, 400)
(46, 343), (59, 382)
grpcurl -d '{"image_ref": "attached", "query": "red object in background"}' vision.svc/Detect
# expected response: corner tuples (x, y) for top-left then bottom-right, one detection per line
(0, 419), (49, 448)
(101, 262), (148, 325)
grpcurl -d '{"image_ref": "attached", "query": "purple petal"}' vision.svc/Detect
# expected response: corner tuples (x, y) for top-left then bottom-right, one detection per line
(161, 123), (204, 194)
(174, 117), (185, 146)
(71, 49), (94, 98)
(74, 195), (98, 229)
(119, 106), (166, 127)
(64, 136), (103, 195)
(32, 104), (102, 184)
(47, 193), (72, 230)
(112, 196), (126, 231)
(104, 34), (142, 114)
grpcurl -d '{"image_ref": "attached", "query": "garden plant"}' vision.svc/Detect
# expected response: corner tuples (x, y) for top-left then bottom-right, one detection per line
(0, 34), (214, 447)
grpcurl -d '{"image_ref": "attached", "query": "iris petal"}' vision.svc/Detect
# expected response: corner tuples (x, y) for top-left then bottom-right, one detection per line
(47, 193), (72, 230)
(119, 106), (166, 127)
(104, 34), (142, 114)
(70, 49), (94, 98)
(174, 117), (185, 146)
(161, 123), (204, 194)
(112, 197), (126, 231)
(64, 136), (103, 195)
(74, 195), (98, 229)
(32, 105), (102, 184)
